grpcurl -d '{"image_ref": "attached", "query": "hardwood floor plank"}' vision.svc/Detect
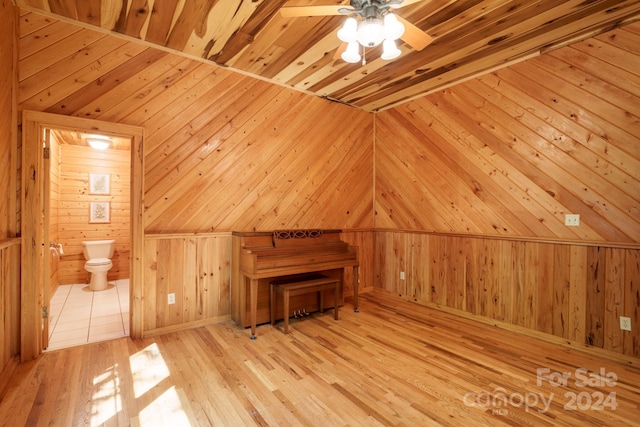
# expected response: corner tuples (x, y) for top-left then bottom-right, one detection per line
(1, 290), (639, 426)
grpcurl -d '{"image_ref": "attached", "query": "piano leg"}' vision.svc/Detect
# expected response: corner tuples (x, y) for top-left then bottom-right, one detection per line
(250, 278), (258, 340)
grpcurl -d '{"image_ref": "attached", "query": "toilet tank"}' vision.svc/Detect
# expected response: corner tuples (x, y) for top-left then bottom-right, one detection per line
(82, 239), (115, 260)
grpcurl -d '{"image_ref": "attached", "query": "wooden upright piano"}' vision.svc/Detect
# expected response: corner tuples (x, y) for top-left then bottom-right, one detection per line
(231, 229), (359, 339)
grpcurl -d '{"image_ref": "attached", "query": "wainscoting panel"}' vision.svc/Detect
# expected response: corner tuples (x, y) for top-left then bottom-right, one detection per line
(143, 233), (232, 335)
(374, 231), (640, 358)
(0, 240), (20, 391)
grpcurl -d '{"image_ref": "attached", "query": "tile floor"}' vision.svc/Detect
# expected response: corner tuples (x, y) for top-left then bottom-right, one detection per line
(47, 279), (130, 351)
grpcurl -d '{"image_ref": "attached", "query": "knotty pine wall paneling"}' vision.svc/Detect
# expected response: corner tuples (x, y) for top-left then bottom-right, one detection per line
(374, 231), (640, 358)
(58, 144), (130, 285)
(375, 23), (640, 244)
(341, 230), (375, 294)
(0, 3), (17, 239)
(0, 3), (20, 395)
(0, 241), (21, 394)
(143, 233), (231, 335)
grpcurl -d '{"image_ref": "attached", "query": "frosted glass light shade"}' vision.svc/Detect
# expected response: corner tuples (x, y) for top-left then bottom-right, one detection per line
(86, 134), (111, 150)
(357, 18), (385, 47)
(338, 17), (358, 42)
(87, 139), (110, 150)
(383, 13), (405, 40)
(381, 39), (401, 60)
(341, 41), (361, 63)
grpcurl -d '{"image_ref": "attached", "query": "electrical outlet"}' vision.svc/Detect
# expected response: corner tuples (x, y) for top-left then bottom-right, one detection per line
(168, 293), (176, 305)
(400, 271), (405, 280)
(620, 316), (632, 331)
(564, 214), (580, 226)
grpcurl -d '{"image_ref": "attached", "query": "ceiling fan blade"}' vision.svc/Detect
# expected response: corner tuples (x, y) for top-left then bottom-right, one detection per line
(390, 0), (426, 9)
(280, 5), (352, 18)
(397, 15), (433, 51)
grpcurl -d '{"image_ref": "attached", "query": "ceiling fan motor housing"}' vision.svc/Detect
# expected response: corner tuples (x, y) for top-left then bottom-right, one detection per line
(349, 0), (400, 16)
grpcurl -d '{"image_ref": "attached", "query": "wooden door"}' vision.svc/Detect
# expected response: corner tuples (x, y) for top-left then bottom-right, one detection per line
(20, 123), (52, 355)
(21, 115), (45, 360)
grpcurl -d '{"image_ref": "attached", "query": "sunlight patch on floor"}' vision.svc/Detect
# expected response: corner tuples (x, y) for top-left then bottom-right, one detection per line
(91, 364), (123, 426)
(133, 386), (193, 427)
(129, 343), (170, 399)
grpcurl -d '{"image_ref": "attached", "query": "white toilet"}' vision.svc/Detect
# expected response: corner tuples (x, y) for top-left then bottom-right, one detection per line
(82, 239), (115, 291)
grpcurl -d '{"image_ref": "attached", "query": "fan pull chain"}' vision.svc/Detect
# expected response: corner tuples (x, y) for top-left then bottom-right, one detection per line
(362, 45), (367, 65)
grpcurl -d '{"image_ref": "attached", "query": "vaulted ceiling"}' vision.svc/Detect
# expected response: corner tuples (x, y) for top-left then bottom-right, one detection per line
(15, 0), (640, 112)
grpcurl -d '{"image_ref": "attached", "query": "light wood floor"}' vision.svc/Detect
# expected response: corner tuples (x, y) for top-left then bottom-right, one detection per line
(1, 290), (639, 426)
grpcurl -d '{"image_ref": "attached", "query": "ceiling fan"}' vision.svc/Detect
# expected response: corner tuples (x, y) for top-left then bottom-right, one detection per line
(280, 0), (433, 64)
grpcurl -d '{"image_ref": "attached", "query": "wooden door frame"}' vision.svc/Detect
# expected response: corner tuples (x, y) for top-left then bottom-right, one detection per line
(21, 111), (145, 361)
(42, 128), (51, 350)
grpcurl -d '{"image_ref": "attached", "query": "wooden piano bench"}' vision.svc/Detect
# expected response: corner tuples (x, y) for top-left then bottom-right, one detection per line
(270, 275), (340, 334)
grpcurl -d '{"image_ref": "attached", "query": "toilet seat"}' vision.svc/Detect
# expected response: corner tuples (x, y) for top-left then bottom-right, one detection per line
(86, 258), (112, 266)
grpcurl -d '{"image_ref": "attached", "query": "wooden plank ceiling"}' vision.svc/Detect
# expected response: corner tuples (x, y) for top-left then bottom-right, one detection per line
(15, 0), (640, 112)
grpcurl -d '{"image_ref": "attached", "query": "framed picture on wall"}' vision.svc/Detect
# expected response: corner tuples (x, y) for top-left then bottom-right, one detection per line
(89, 173), (110, 195)
(89, 201), (110, 223)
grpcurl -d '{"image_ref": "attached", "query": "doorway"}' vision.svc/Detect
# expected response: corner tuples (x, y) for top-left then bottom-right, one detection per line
(21, 111), (144, 361)
(46, 129), (131, 350)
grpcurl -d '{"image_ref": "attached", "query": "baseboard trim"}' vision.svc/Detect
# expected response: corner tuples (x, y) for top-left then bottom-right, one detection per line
(142, 315), (232, 338)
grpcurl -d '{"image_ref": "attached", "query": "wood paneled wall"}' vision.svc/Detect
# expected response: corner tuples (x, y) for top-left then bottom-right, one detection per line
(57, 144), (130, 285)
(143, 233), (232, 335)
(341, 230), (375, 295)
(0, 2), (19, 395)
(375, 23), (640, 244)
(0, 240), (21, 394)
(0, 2), (17, 239)
(375, 231), (640, 358)
(17, 11), (374, 234)
(0, 240), (20, 379)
